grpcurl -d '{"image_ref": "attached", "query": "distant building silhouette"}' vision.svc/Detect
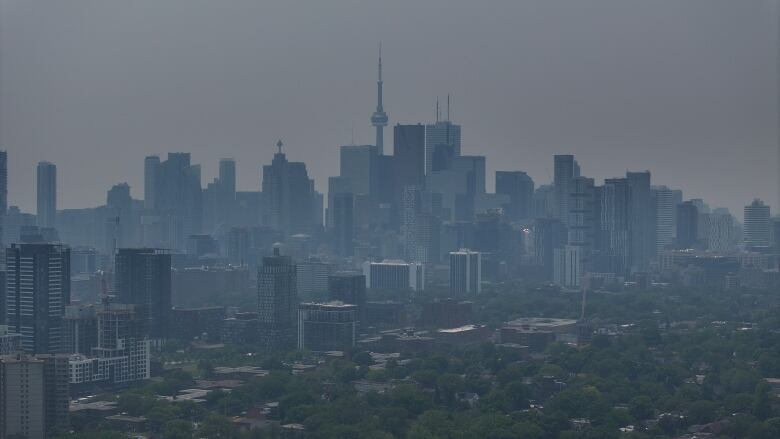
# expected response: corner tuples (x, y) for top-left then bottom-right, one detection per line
(261, 140), (320, 237)
(553, 155), (579, 224)
(676, 201), (699, 249)
(496, 171), (534, 221)
(36, 161), (57, 229)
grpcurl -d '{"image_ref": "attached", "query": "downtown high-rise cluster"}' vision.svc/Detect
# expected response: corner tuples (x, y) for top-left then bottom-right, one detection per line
(0, 49), (778, 438)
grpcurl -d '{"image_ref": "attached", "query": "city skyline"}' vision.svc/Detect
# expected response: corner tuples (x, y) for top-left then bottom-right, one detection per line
(3, 3), (780, 438)
(0, 0), (777, 218)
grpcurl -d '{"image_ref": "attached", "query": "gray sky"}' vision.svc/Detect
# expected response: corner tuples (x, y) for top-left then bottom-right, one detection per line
(1, 0), (778, 219)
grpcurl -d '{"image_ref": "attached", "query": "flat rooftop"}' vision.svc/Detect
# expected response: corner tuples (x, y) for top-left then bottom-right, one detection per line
(504, 318), (578, 329)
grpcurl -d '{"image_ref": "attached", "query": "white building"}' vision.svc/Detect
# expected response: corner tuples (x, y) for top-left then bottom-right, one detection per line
(67, 303), (150, 387)
(553, 245), (581, 288)
(363, 260), (425, 291)
(296, 258), (335, 298)
(705, 212), (737, 252)
(744, 199), (771, 249)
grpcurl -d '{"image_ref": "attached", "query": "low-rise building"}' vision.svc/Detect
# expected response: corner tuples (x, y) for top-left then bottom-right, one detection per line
(297, 302), (357, 352)
(435, 324), (492, 346)
(222, 312), (259, 345)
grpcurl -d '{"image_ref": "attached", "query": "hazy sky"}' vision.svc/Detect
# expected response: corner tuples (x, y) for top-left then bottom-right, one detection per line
(1, 0), (778, 219)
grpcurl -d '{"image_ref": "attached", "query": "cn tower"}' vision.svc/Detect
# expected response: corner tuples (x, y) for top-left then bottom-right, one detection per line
(370, 44), (388, 155)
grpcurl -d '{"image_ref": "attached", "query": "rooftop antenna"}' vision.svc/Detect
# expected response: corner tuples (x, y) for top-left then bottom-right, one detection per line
(446, 94), (451, 122)
(436, 97), (440, 123)
(276, 139), (283, 154)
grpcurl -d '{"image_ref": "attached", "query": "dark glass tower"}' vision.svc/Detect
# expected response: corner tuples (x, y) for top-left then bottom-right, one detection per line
(114, 248), (171, 340)
(257, 247), (298, 351)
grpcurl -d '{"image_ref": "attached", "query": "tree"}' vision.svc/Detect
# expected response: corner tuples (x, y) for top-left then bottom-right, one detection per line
(686, 400), (719, 425)
(753, 383), (772, 420)
(628, 396), (654, 421)
(163, 419), (194, 439)
(197, 359), (215, 378)
(197, 414), (238, 439)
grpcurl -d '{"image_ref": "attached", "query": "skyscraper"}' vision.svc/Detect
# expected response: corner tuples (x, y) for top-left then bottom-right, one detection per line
(0, 151), (6, 259)
(676, 201), (699, 249)
(333, 192), (354, 257)
(257, 247), (298, 351)
(652, 186), (677, 255)
(217, 158), (237, 226)
(5, 243), (71, 354)
(627, 171), (654, 271)
(553, 245), (582, 288)
(219, 158), (236, 199)
(339, 145), (379, 198)
(106, 182), (134, 250)
(261, 140), (319, 236)
(143, 153), (202, 250)
(401, 185), (439, 263)
(705, 211), (737, 252)
(744, 199), (771, 249)
(601, 178), (630, 275)
(425, 107), (461, 174)
(143, 155), (160, 211)
(328, 273), (366, 323)
(114, 248), (171, 340)
(0, 151), (6, 216)
(370, 46), (389, 155)
(227, 227), (250, 266)
(567, 177), (597, 250)
(36, 161), (57, 228)
(449, 249), (482, 295)
(533, 218), (567, 280)
(496, 171), (535, 221)
(553, 155), (579, 224)
(327, 176), (351, 230)
(393, 125), (426, 208)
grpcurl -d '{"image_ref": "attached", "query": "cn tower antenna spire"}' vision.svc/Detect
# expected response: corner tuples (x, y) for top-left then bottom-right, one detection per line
(370, 42), (389, 155)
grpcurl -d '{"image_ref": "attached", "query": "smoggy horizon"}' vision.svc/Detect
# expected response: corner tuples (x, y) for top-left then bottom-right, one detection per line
(1, 0), (778, 219)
